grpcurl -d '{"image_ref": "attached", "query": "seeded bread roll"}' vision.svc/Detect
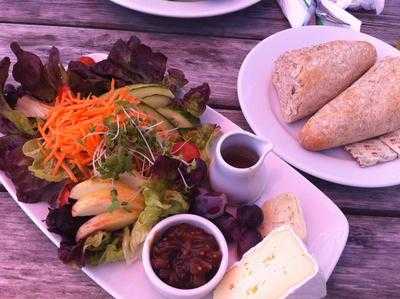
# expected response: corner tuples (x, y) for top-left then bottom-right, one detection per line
(300, 57), (400, 151)
(272, 40), (377, 123)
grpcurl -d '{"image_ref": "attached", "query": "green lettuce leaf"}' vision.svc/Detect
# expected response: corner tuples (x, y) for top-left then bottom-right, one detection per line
(2, 110), (35, 136)
(122, 226), (134, 262)
(83, 231), (125, 266)
(180, 124), (219, 150)
(0, 56), (36, 136)
(128, 181), (189, 260)
(22, 138), (42, 158)
(22, 138), (69, 182)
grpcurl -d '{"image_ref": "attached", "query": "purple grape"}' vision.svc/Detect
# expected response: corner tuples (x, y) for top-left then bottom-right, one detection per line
(237, 205), (264, 228)
(191, 188), (227, 219)
(230, 225), (244, 242)
(237, 229), (262, 258)
(213, 212), (240, 242)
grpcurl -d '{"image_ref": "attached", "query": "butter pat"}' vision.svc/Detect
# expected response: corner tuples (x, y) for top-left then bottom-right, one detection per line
(213, 226), (326, 299)
(259, 193), (307, 242)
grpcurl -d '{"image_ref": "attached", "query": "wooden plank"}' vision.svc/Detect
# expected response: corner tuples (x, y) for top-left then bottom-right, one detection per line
(0, 1), (290, 40)
(0, 23), (255, 108)
(0, 1), (400, 45)
(0, 193), (110, 299)
(1, 194), (399, 298)
(327, 215), (400, 298)
(306, 175), (400, 217)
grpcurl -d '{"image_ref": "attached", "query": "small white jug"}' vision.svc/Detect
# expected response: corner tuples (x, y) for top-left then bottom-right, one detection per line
(209, 131), (273, 206)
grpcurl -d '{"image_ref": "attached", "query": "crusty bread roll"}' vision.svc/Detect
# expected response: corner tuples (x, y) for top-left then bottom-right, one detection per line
(300, 57), (400, 151)
(272, 40), (377, 123)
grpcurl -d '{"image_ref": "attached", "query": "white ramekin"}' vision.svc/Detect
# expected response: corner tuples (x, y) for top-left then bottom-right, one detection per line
(142, 214), (229, 299)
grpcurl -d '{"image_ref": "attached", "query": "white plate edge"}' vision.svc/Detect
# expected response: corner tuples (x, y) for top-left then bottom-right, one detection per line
(108, 0), (262, 18)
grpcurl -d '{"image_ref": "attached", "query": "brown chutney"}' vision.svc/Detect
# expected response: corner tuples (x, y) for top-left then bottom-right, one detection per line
(150, 223), (222, 289)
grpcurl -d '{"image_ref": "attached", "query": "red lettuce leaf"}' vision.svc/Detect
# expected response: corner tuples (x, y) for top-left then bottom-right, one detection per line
(58, 238), (85, 266)
(68, 36), (168, 97)
(0, 57), (23, 114)
(151, 155), (182, 182)
(46, 200), (91, 240)
(0, 57), (10, 92)
(4, 84), (24, 109)
(11, 42), (62, 103)
(180, 158), (208, 188)
(163, 68), (188, 94)
(179, 83), (210, 117)
(151, 156), (208, 191)
(0, 56), (26, 109)
(0, 134), (64, 203)
(67, 61), (112, 97)
(46, 200), (91, 266)
(49, 202), (124, 267)
(91, 59), (132, 85)
(0, 58), (18, 134)
(45, 46), (63, 91)
(0, 57), (11, 109)
(108, 36), (167, 83)
(0, 115), (21, 135)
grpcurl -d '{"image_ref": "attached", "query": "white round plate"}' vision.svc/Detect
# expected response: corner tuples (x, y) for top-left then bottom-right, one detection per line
(238, 26), (400, 188)
(109, 0), (261, 18)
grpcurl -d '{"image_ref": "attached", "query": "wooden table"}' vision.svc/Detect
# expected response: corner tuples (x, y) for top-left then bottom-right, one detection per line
(1, 1), (400, 298)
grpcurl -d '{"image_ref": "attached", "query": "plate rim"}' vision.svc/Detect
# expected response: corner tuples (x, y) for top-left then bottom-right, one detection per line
(108, 0), (262, 18)
(238, 25), (400, 188)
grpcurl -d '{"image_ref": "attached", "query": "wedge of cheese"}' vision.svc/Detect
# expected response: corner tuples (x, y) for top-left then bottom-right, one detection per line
(213, 226), (326, 299)
(259, 193), (307, 242)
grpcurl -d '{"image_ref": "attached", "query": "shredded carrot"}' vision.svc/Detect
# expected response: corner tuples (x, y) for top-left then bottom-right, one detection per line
(53, 152), (65, 175)
(39, 80), (143, 182)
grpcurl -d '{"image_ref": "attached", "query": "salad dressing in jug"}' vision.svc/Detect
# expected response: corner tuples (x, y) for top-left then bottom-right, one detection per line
(209, 131), (273, 206)
(221, 145), (259, 169)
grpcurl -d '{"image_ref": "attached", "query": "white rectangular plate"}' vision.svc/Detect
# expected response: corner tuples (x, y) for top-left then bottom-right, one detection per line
(0, 107), (349, 298)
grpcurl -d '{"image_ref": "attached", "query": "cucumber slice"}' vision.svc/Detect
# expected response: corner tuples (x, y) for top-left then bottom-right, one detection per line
(130, 86), (174, 99)
(136, 103), (175, 131)
(157, 107), (199, 128)
(141, 95), (171, 109)
(128, 83), (160, 90)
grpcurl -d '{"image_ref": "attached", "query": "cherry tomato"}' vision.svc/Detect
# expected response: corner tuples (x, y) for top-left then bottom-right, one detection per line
(57, 84), (70, 98)
(171, 142), (200, 162)
(79, 56), (95, 66)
